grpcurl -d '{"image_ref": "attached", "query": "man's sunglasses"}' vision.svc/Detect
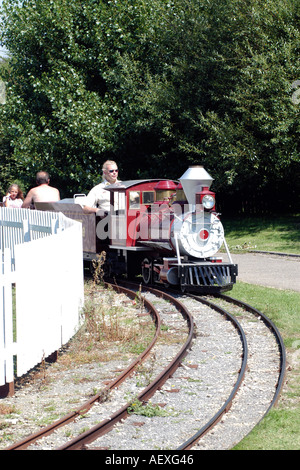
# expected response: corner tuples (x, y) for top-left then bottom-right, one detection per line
(108, 169), (118, 173)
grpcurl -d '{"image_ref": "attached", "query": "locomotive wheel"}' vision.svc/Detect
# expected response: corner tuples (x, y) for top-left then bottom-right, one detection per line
(142, 257), (152, 285)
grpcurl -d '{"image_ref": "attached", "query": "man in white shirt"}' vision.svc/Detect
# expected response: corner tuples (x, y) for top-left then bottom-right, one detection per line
(83, 160), (120, 214)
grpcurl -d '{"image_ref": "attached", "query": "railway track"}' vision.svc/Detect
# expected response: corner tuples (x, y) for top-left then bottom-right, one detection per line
(5, 282), (194, 450)
(4, 283), (285, 451)
(178, 292), (286, 450)
(5, 283), (162, 450)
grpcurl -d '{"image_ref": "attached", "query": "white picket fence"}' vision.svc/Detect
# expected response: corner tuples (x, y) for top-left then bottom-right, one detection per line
(0, 207), (84, 393)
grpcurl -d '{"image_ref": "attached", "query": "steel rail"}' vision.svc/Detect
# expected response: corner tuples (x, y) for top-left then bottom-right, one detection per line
(177, 292), (248, 450)
(56, 286), (195, 450)
(178, 292), (286, 450)
(6, 283), (161, 451)
(217, 293), (286, 410)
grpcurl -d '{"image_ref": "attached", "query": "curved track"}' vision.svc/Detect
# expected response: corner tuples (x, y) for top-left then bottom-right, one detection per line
(6, 283), (161, 450)
(56, 285), (195, 450)
(218, 293), (286, 410)
(5, 283), (286, 451)
(177, 293), (248, 450)
(56, 285), (248, 450)
(178, 292), (286, 449)
(6, 283), (194, 450)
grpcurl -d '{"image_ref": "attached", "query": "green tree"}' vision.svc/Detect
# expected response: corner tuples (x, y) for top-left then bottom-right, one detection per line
(0, 0), (150, 195)
(0, 0), (299, 211)
(113, 0), (300, 195)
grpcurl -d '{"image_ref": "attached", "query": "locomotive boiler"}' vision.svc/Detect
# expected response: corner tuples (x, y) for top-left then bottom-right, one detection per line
(36, 166), (238, 293)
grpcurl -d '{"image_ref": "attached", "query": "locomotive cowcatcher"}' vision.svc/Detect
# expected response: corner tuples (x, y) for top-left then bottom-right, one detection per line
(36, 166), (238, 293)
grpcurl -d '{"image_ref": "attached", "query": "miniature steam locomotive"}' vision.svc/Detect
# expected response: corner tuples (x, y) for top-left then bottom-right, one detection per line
(37, 166), (238, 293)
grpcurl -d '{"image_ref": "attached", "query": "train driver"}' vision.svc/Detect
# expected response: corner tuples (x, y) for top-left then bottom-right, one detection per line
(83, 160), (120, 215)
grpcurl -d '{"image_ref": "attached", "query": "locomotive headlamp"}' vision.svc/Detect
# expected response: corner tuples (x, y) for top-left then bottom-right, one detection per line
(202, 194), (215, 209)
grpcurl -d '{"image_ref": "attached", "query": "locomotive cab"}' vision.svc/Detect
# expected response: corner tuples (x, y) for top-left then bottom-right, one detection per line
(105, 179), (174, 277)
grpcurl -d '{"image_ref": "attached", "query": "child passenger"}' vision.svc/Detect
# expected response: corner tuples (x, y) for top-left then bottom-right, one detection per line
(2, 184), (24, 208)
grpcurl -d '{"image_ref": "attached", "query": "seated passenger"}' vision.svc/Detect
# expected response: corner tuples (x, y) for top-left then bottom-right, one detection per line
(22, 171), (60, 208)
(3, 183), (24, 208)
(83, 160), (120, 214)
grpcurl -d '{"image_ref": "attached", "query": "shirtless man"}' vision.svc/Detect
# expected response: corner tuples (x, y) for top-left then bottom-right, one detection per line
(22, 171), (60, 208)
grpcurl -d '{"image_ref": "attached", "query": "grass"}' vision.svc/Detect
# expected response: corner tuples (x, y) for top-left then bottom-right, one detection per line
(229, 282), (300, 347)
(229, 282), (300, 450)
(221, 213), (300, 450)
(222, 213), (300, 254)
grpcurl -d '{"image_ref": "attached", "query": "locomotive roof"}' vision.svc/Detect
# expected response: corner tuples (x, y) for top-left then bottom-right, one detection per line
(106, 179), (178, 190)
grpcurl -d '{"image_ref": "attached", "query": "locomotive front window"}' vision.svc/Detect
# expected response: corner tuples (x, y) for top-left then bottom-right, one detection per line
(142, 191), (155, 205)
(156, 190), (175, 202)
(176, 189), (187, 202)
(129, 191), (140, 209)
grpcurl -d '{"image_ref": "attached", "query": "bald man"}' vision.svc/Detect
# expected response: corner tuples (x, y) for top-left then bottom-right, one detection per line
(22, 171), (60, 208)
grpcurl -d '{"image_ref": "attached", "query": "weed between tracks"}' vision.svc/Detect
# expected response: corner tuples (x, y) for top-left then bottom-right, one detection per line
(127, 399), (177, 418)
(62, 253), (155, 366)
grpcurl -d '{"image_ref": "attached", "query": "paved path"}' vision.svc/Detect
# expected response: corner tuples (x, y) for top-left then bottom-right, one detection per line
(231, 252), (300, 292)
